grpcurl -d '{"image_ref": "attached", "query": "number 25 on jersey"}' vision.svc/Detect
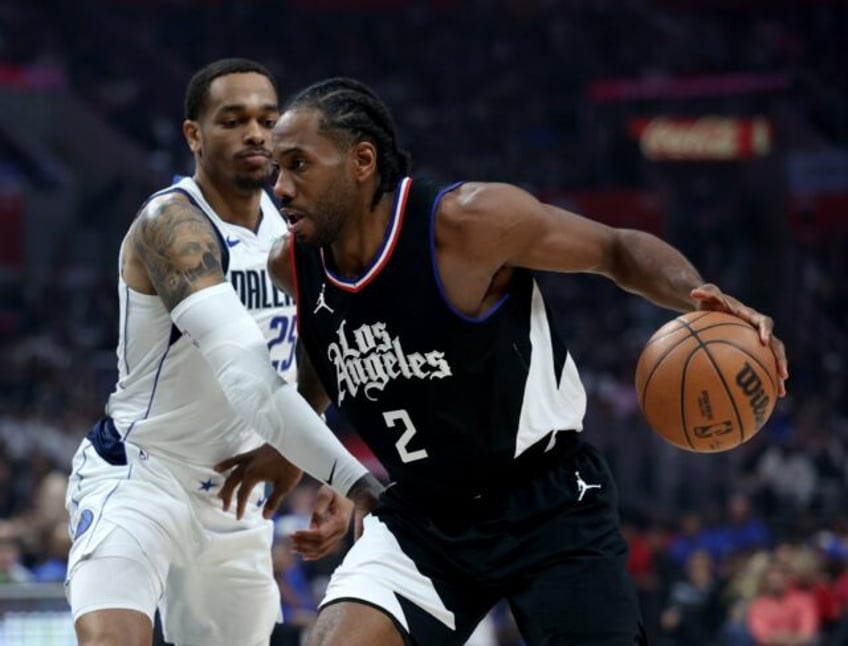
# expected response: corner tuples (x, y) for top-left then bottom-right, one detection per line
(268, 314), (297, 374)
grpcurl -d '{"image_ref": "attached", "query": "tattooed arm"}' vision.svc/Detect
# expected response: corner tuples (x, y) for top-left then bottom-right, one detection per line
(124, 194), (225, 310)
(123, 193), (375, 504)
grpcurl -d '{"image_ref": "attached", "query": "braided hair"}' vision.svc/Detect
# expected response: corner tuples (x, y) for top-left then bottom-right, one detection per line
(283, 78), (412, 209)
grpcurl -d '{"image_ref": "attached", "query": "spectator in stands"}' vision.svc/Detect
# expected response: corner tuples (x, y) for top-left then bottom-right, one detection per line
(30, 520), (71, 583)
(707, 493), (772, 560)
(658, 549), (724, 646)
(0, 533), (32, 584)
(667, 511), (709, 568)
(791, 547), (841, 633)
(747, 561), (819, 646)
(755, 439), (818, 516)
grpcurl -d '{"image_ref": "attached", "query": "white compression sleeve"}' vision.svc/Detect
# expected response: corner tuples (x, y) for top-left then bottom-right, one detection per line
(171, 283), (368, 496)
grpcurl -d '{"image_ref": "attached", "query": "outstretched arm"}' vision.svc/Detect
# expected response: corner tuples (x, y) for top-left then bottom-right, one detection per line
(439, 182), (703, 312)
(214, 231), (383, 532)
(438, 182), (787, 394)
(130, 195), (375, 499)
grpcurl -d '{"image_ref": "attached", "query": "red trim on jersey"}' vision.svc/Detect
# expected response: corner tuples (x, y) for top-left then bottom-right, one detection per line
(321, 177), (412, 293)
(288, 234), (301, 333)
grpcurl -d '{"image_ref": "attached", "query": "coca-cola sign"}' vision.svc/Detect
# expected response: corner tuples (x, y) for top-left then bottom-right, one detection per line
(628, 117), (772, 161)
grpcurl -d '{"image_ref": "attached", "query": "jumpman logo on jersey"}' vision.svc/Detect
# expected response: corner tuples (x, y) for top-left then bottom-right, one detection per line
(575, 471), (601, 501)
(314, 283), (334, 314)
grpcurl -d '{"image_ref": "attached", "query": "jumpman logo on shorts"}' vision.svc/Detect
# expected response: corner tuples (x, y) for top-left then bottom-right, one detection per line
(575, 471), (602, 501)
(314, 283), (334, 314)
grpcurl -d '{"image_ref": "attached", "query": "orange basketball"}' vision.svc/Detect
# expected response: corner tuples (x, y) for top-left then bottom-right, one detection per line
(635, 311), (778, 453)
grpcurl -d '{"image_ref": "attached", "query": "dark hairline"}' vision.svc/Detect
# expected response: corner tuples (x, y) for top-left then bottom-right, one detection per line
(196, 74), (278, 121)
(184, 58), (277, 121)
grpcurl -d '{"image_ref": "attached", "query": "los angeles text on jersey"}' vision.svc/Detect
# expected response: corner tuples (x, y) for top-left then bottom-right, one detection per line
(328, 320), (452, 403)
(230, 269), (292, 310)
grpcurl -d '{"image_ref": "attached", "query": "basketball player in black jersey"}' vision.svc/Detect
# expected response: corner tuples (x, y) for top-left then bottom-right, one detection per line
(222, 78), (788, 645)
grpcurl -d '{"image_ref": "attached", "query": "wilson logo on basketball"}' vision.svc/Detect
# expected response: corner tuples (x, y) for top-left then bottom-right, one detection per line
(735, 363), (770, 427)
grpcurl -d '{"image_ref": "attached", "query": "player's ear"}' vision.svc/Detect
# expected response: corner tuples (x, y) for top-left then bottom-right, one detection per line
(351, 141), (377, 182)
(184, 120), (202, 155)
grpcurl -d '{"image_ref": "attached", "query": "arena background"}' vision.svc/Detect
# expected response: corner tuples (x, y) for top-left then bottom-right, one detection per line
(1, 0), (846, 644)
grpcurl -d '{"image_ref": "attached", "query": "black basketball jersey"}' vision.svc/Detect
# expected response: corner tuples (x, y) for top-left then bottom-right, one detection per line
(292, 177), (588, 493)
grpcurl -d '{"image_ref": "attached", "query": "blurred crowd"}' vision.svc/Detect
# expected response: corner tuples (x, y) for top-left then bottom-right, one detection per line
(1, 1), (847, 644)
(2, 0), (847, 189)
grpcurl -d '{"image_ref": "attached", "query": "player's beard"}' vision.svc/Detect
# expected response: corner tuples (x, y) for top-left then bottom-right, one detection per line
(234, 171), (270, 193)
(307, 181), (355, 247)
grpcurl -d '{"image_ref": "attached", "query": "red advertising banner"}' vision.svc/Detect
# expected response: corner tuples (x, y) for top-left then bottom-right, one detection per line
(628, 117), (772, 161)
(588, 72), (790, 103)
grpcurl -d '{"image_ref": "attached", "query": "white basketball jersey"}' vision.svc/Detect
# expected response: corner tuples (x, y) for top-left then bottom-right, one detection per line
(106, 177), (297, 465)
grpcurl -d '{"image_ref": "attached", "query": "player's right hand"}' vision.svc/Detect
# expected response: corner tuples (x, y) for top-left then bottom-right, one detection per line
(289, 485), (353, 560)
(215, 443), (303, 520)
(691, 283), (789, 396)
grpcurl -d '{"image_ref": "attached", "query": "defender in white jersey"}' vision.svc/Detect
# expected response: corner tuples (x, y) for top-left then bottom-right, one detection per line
(105, 176), (297, 462)
(64, 59), (383, 646)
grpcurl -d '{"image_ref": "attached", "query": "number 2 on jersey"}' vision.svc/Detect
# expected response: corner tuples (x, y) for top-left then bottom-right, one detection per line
(383, 409), (429, 463)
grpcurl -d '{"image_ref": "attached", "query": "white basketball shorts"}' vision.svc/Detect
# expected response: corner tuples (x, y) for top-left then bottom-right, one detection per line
(65, 438), (281, 646)
(320, 514), (457, 635)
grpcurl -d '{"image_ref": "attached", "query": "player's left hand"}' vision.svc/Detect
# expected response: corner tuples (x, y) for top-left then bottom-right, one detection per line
(215, 443), (303, 520)
(289, 484), (353, 561)
(691, 283), (789, 397)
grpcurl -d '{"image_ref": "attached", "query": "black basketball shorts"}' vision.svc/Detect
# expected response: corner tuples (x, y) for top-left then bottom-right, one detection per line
(319, 437), (647, 645)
